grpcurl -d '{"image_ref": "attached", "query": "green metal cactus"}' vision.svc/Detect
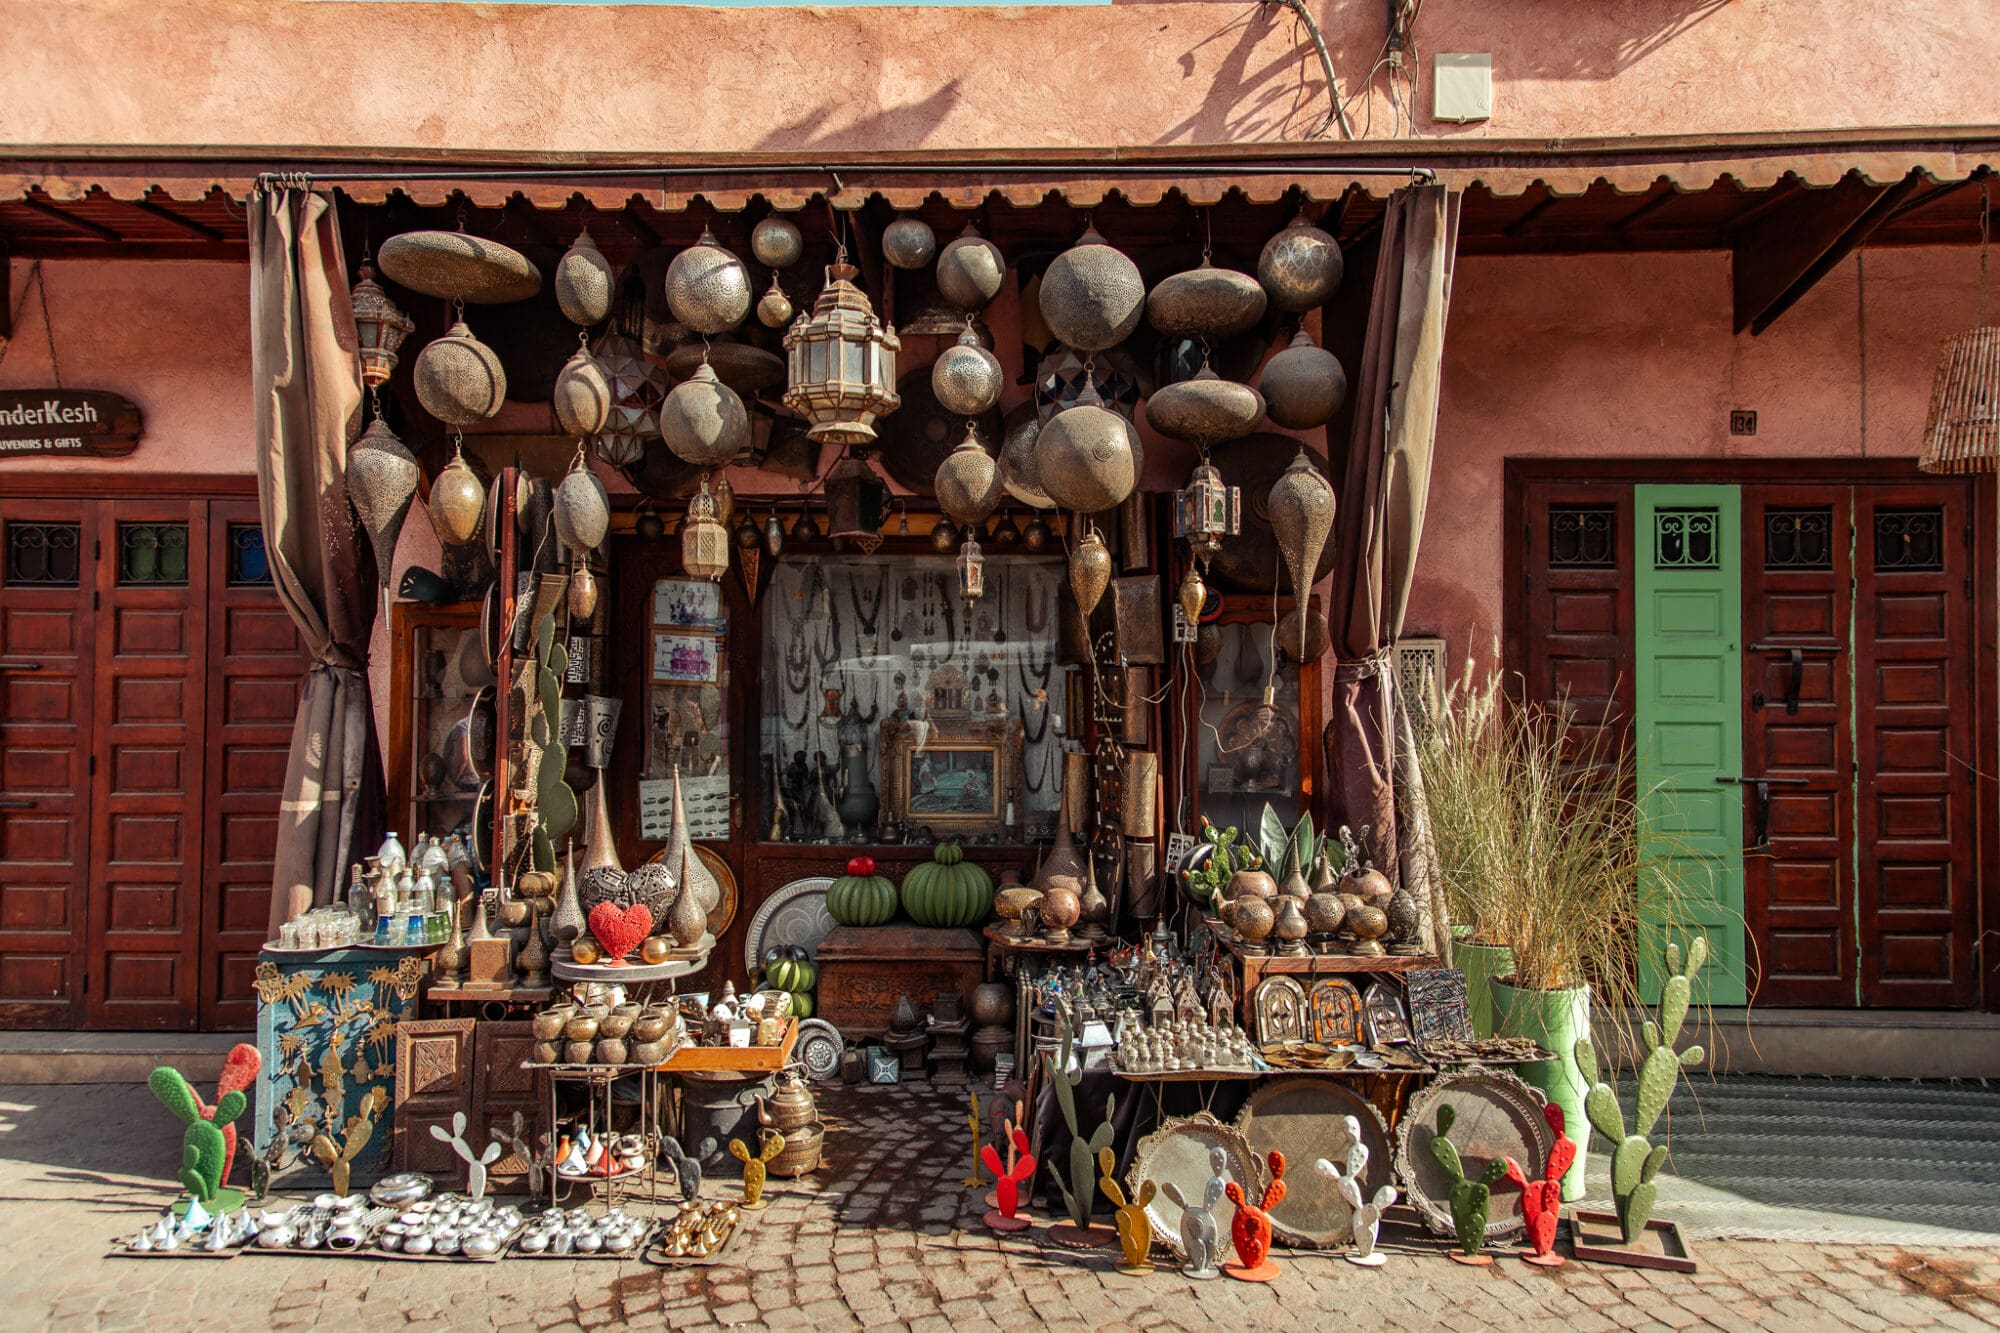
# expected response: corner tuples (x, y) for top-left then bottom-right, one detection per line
(1576, 936), (1708, 1244)
(150, 1066), (245, 1207)
(1428, 1102), (1509, 1257)
(532, 613), (577, 854)
(1046, 1007), (1115, 1230)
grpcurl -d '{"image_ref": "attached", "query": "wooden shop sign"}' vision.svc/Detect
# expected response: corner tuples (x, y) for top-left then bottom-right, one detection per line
(0, 390), (143, 457)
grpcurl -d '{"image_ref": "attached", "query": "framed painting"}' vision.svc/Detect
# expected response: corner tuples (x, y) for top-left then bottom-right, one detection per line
(880, 717), (1024, 838)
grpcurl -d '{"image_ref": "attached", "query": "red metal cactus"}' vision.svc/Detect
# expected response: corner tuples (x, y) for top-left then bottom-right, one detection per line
(195, 1043), (261, 1187)
(1224, 1149), (1288, 1281)
(1505, 1102), (1576, 1267)
(980, 1123), (1037, 1232)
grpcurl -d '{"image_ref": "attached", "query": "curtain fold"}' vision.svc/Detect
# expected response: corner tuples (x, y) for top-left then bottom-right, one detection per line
(1322, 183), (1460, 895)
(251, 187), (378, 936)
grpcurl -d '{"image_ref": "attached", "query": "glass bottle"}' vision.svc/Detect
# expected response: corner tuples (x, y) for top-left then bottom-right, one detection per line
(400, 869), (421, 945)
(420, 835), (450, 880)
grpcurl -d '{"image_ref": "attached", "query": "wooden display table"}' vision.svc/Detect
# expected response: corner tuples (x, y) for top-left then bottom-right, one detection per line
(1201, 918), (1439, 1029)
(815, 925), (984, 1039)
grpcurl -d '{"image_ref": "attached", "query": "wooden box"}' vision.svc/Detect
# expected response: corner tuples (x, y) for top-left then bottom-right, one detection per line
(814, 925), (984, 1039)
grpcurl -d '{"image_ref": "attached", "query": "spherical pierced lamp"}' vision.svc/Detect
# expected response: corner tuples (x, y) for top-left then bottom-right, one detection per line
(782, 259), (902, 447)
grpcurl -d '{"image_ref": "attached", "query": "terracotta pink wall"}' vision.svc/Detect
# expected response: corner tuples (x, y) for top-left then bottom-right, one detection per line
(1408, 244), (1981, 666)
(0, 259), (253, 475)
(2, 0), (1993, 154)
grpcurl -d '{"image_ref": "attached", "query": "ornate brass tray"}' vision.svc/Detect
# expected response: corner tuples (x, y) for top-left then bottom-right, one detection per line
(1126, 1112), (1261, 1260)
(1233, 1078), (1393, 1248)
(1395, 1066), (1551, 1241)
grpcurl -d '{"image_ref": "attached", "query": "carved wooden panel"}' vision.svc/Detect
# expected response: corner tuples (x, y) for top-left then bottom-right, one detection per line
(394, 1017), (477, 1183)
(473, 1021), (540, 1183)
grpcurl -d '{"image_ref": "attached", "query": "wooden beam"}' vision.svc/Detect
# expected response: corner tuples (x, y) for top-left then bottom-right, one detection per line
(1502, 186), (1559, 237)
(18, 196), (122, 243)
(1732, 170), (1925, 335)
(126, 197), (224, 242)
(1886, 169), (1990, 223)
(1610, 187), (1682, 234)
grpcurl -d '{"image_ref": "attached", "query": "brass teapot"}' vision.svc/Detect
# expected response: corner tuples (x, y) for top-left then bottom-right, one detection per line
(757, 1070), (819, 1134)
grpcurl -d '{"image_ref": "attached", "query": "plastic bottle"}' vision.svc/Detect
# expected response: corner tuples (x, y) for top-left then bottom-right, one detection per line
(378, 831), (408, 874)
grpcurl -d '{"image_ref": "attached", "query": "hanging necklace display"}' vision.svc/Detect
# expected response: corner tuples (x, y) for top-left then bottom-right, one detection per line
(1018, 689), (1052, 745)
(849, 565), (887, 642)
(1024, 579), (1052, 636)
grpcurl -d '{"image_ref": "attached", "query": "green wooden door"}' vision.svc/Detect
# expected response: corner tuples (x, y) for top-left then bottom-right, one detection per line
(1633, 485), (1747, 1005)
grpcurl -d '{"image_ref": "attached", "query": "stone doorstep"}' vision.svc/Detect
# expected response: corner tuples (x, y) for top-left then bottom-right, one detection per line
(1605, 1007), (2000, 1079)
(0, 1031), (252, 1084)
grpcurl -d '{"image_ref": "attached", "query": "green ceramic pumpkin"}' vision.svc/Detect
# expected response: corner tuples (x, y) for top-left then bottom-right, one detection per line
(790, 991), (815, 1020)
(827, 855), (898, 927)
(900, 842), (994, 928)
(766, 957), (818, 992)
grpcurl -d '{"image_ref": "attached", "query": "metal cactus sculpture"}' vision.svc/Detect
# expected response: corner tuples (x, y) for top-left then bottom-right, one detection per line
(1098, 1146), (1156, 1276)
(151, 1066), (246, 1211)
(1577, 936), (1707, 1245)
(963, 1087), (986, 1188)
(979, 1122), (1036, 1232)
(1430, 1103), (1510, 1264)
(491, 1110), (544, 1196)
(311, 1085), (389, 1197)
(1504, 1102), (1577, 1266)
(430, 1110), (504, 1202)
(1314, 1114), (1398, 1266)
(1046, 1015), (1116, 1243)
(1161, 1145), (1229, 1280)
(729, 1128), (786, 1209)
(529, 613), (577, 871)
(1223, 1149), (1287, 1281)
(660, 1135), (704, 1202)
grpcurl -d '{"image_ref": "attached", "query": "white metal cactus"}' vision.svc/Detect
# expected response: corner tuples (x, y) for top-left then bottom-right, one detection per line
(1315, 1116), (1398, 1267)
(431, 1111), (503, 1202)
(1160, 1144), (1230, 1280)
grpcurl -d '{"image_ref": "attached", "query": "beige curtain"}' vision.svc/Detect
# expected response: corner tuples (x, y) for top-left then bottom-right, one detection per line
(1323, 183), (1460, 900)
(251, 187), (378, 935)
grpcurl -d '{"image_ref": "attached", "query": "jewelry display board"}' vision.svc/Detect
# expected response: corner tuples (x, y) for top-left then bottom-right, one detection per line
(1194, 619), (1303, 835)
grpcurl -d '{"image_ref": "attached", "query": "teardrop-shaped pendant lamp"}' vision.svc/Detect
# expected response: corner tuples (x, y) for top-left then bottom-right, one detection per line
(346, 416), (420, 582)
(1266, 447), (1337, 660)
(429, 448), (488, 548)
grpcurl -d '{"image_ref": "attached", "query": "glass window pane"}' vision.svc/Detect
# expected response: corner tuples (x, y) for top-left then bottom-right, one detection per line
(1195, 622), (1303, 834)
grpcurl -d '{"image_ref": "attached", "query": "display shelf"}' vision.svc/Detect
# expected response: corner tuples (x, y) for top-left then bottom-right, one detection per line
(981, 925), (1099, 955)
(660, 1018), (797, 1073)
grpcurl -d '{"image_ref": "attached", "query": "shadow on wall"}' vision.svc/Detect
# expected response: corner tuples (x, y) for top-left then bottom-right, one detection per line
(754, 80), (966, 154)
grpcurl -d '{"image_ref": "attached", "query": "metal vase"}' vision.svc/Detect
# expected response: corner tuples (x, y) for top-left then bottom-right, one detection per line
(551, 844), (586, 950)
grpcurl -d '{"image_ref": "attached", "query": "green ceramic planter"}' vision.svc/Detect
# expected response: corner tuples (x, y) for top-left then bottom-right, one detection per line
(1454, 940), (1513, 1038)
(1491, 979), (1592, 1201)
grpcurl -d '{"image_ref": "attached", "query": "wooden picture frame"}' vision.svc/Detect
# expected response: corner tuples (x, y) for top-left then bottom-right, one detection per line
(880, 717), (1024, 838)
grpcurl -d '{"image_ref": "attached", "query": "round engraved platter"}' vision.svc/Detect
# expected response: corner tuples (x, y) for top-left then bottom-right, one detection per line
(1395, 1066), (1551, 1241)
(1126, 1111), (1263, 1260)
(742, 877), (837, 973)
(1233, 1077), (1394, 1248)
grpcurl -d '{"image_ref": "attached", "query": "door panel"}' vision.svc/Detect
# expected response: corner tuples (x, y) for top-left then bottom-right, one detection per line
(0, 511), (95, 1026)
(1854, 487), (1977, 1007)
(1634, 485), (1747, 1006)
(1740, 487), (1856, 1006)
(1519, 487), (1634, 762)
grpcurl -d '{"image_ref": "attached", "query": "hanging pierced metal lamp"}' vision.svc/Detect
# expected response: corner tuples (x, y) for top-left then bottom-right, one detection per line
(957, 534), (986, 602)
(1174, 459), (1240, 561)
(681, 482), (730, 581)
(349, 262), (414, 388)
(825, 451), (890, 554)
(1919, 187), (2000, 474)
(783, 253), (902, 447)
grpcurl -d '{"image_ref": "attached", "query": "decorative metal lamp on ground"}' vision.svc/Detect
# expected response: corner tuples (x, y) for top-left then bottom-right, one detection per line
(681, 483), (730, 582)
(783, 255), (902, 447)
(826, 451), (890, 554)
(350, 263), (415, 389)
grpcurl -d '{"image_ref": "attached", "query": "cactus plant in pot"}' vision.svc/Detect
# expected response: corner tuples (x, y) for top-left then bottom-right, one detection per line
(1413, 661), (1714, 1200)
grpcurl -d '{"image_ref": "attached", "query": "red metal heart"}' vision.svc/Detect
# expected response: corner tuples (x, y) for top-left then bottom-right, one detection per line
(587, 902), (654, 962)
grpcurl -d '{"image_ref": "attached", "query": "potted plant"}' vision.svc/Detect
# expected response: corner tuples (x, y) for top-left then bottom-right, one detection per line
(1413, 661), (1710, 1200)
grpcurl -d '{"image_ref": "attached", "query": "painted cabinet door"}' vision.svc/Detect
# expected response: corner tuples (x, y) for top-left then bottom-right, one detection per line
(1633, 485), (1747, 1005)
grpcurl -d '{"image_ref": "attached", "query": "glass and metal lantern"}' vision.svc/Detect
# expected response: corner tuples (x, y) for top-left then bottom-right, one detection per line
(825, 452), (889, 554)
(782, 256), (902, 447)
(1174, 459), (1241, 560)
(957, 535), (986, 602)
(350, 262), (415, 388)
(681, 483), (730, 582)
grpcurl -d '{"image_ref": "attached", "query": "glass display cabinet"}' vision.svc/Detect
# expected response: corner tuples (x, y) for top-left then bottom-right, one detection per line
(389, 601), (485, 846)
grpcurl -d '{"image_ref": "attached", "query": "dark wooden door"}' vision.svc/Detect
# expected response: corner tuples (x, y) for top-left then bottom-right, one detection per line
(1740, 487), (1857, 1005)
(0, 491), (304, 1031)
(0, 508), (96, 1026)
(1514, 482), (1635, 763)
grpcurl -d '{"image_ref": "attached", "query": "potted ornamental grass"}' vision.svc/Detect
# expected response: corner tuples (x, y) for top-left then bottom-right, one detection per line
(1415, 660), (1712, 1200)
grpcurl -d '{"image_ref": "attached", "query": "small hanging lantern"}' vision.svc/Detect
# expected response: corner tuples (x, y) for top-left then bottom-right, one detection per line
(1919, 188), (1998, 474)
(757, 276), (795, 329)
(934, 424), (1003, 529)
(825, 451), (889, 554)
(1070, 526), (1112, 617)
(554, 228), (615, 327)
(349, 262), (415, 388)
(782, 254), (902, 447)
(1178, 563), (1208, 628)
(681, 483), (731, 582)
(764, 512), (785, 558)
(957, 535), (986, 602)
(750, 214), (805, 270)
(932, 516), (960, 552)
(1174, 459), (1240, 560)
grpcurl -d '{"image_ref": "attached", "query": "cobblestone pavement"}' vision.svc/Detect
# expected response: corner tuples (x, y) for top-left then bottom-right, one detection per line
(5, 1081), (1999, 1331)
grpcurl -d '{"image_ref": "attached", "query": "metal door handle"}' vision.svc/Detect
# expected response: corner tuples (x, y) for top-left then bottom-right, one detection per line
(0, 661), (42, 673)
(1784, 646), (1803, 714)
(1715, 775), (1808, 850)
(0, 797), (37, 809)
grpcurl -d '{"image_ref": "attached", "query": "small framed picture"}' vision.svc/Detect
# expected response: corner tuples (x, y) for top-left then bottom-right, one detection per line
(652, 630), (721, 684)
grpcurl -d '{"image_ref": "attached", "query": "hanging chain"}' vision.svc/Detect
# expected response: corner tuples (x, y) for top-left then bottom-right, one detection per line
(0, 260), (60, 385)
(1979, 180), (1990, 329)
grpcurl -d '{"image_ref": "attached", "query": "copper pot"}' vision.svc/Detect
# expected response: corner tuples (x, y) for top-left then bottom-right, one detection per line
(1227, 868), (1278, 901)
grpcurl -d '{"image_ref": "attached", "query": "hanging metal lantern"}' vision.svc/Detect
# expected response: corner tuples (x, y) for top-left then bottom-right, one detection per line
(757, 276), (795, 329)
(414, 320), (507, 425)
(1146, 360), (1265, 447)
(1259, 327), (1348, 430)
(661, 361), (749, 467)
(1258, 209), (1345, 314)
(1146, 258), (1267, 340)
(990, 510), (1021, 548)
(429, 448), (487, 547)
(1034, 344), (1142, 425)
(346, 416), (420, 580)
(349, 262), (414, 388)
(681, 483), (730, 581)
(553, 456), (611, 555)
(932, 516), (959, 552)
(936, 223), (1006, 311)
(552, 345), (613, 438)
(782, 259), (902, 446)
(568, 564), (600, 620)
(555, 228), (615, 327)
(1039, 224), (1145, 353)
(1174, 460), (1241, 560)
(1267, 446), (1337, 660)
(378, 230), (541, 304)
(934, 424), (1003, 528)
(764, 512), (785, 557)
(635, 505), (665, 541)
(1035, 374), (1135, 513)
(826, 452), (890, 554)
(883, 215), (938, 270)
(998, 403), (1054, 510)
(712, 476), (736, 527)
(1021, 513), (1052, 552)
(931, 324), (1005, 417)
(1070, 526), (1112, 616)
(792, 510), (820, 542)
(750, 214), (805, 269)
(1178, 562), (1208, 628)
(589, 330), (666, 468)
(957, 535), (986, 602)
(664, 227), (752, 334)
(1919, 326), (2000, 473)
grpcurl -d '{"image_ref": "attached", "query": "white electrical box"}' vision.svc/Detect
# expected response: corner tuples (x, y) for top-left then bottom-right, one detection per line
(1433, 53), (1493, 123)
